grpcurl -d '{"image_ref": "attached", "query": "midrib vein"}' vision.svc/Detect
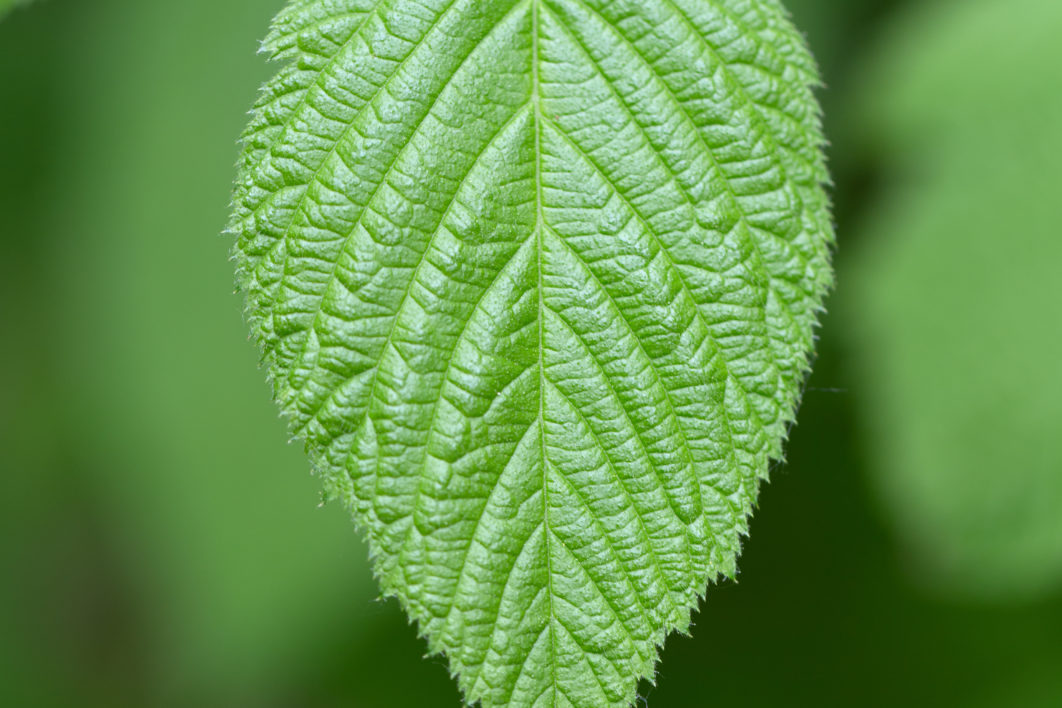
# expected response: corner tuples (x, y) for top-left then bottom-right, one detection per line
(530, 0), (560, 703)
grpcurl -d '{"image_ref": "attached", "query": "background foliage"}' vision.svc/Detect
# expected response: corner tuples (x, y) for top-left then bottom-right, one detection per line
(1, 0), (1059, 706)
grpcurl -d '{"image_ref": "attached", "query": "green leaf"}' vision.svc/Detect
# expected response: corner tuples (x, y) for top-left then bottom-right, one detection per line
(845, 0), (1062, 601)
(229, 0), (831, 704)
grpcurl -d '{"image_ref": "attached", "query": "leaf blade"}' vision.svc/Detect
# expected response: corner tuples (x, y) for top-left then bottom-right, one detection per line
(230, 1), (832, 705)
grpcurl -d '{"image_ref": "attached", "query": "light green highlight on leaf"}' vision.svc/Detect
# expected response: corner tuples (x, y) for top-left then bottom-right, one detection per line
(229, 0), (832, 705)
(847, 0), (1062, 601)
(0, 0), (30, 20)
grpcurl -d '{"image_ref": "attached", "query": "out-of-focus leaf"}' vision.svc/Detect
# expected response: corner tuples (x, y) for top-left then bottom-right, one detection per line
(846, 0), (1062, 600)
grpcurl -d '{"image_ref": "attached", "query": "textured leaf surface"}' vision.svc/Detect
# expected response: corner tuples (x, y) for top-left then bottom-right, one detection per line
(847, 0), (1062, 601)
(230, 0), (831, 704)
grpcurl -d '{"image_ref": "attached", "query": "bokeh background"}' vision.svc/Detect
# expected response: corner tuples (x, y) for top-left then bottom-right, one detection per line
(1, 0), (1059, 705)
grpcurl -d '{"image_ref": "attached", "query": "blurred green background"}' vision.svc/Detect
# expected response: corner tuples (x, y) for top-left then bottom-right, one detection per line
(1, 0), (1059, 706)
